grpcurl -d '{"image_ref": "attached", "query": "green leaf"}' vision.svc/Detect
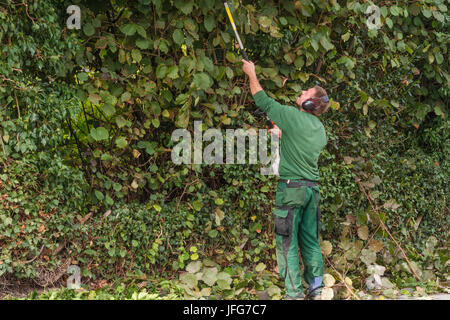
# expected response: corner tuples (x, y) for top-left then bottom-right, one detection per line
(175, 102), (190, 128)
(435, 52), (444, 64)
(105, 195), (114, 205)
(89, 94), (101, 105)
(190, 253), (199, 260)
(385, 17), (393, 29)
(258, 16), (272, 29)
(115, 136), (127, 148)
(180, 273), (198, 288)
(193, 200), (202, 211)
(193, 72), (213, 90)
(101, 153), (113, 161)
(166, 66), (179, 79)
(208, 229), (218, 238)
(357, 225), (369, 240)
(225, 51), (236, 63)
(90, 127), (109, 141)
(186, 261), (202, 274)
(390, 5), (400, 16)
(136, 38), (151, 49)
(341, 32), (351, 42)
(175, 0), (194, 15)
(360, 248), (377, 265)
(131, 49), (142, 63)
(113, 183), (122, 192)
(408, 3), (421, 16)
(267, 285), (281, 297)
(115, 116), (128, 128)
(83, 23), (95, 36)
(202, 268), (218, 286)
(310, 38), (319, 51)
(255, 262), (266, 272)
(323, 273), (336, 287)
(152, 118), (160, 128)
(321, 240), (333, 256)
(158, 39), (169, 54)
(94, 190), (104, 200)
(215, 208), (225, 226)
(216, 272), (232, 289)
(428, 52), (435, 64)
(173, 29), (184, 45)
(320, 36), (334, 51)
(103, 104), (116, 117)
(204, 16), (216, 32)
(135, 25), (147, 38)
(162, 109), (170, 118)
(434, 105), (442, 116)
(200, 56), (214, 74)
(422, 8), (432, 18)
(120, 24), (137, 36)
(217, 279), (231, 290)
(156, 65), (167, 79)
(77, 72), (88, 82)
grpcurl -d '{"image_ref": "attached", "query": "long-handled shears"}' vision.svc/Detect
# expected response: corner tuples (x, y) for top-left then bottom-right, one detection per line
(224, 2), (274, 130)
(224, 2), (249, 61)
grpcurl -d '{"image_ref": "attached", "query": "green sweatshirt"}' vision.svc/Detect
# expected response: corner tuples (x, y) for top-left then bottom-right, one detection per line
(253, 90), (327, 182)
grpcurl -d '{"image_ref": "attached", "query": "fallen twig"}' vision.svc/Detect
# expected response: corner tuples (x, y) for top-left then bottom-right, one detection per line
(324, 255), (360, 300)
(355, 176), (422, 282)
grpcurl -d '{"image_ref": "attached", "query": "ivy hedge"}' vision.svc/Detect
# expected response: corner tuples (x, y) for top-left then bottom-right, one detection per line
(0, 0), (448, 297)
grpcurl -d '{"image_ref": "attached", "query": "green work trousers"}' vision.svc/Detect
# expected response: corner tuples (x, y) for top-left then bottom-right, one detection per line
(273, 181), (324, 298)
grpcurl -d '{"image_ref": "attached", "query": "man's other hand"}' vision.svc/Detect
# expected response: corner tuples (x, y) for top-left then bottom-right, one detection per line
(242, 59), (256, 77)
(269, 124), (282, 139)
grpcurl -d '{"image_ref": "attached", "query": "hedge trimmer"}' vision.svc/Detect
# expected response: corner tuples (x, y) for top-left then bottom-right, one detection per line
(223, 2), (274, 130)
(223, 1), (249, 62)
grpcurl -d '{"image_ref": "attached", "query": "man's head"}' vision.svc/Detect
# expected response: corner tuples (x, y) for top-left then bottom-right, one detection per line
(295, 85), (330, 116)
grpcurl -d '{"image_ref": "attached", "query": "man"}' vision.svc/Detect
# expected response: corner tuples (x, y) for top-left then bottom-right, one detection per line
(242, 59), (330, 300)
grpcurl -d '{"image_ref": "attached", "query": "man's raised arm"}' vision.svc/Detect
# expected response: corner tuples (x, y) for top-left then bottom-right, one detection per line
(242, 59), (263, 96)
(241, 59), (296, 132)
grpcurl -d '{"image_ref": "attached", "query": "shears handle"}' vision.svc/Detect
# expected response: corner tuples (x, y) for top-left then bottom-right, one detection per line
(241, 48), (249, 62)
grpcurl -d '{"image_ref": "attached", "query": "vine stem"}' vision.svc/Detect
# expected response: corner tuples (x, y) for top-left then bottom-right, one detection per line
(14, 91), (20, 118)
(0, 134), (6, 155)
(355, 176), (422, 282)
(324, 255), (360, 300)
(344, 223), (381, 276)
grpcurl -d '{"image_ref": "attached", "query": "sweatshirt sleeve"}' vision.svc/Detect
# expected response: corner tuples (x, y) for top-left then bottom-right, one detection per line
(253, 90), (298, 132)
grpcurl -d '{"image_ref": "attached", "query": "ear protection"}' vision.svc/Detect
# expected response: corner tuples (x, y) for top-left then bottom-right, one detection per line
(302, 95), (330, 111)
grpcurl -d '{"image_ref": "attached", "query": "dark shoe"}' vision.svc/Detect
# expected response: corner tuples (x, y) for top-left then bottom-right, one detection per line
(283, 293), (305, 300)
(307, 287), (322, 300)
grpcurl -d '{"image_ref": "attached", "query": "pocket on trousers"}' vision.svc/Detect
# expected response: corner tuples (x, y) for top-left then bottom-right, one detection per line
(273, 208), (290, 236)
(282, 186), (307, 206)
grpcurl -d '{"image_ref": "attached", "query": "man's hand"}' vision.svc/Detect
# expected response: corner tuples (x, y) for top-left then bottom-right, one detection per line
(269, 124), (282, 139)
(242, 59), (262, 96)
(242, 59), (256, 77)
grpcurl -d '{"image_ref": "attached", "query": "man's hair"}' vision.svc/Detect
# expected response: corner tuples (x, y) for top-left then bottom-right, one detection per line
(311, 85), (330, 116)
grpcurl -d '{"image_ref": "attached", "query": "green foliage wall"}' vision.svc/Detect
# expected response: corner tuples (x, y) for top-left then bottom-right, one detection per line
(0, 0), (448, 288)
